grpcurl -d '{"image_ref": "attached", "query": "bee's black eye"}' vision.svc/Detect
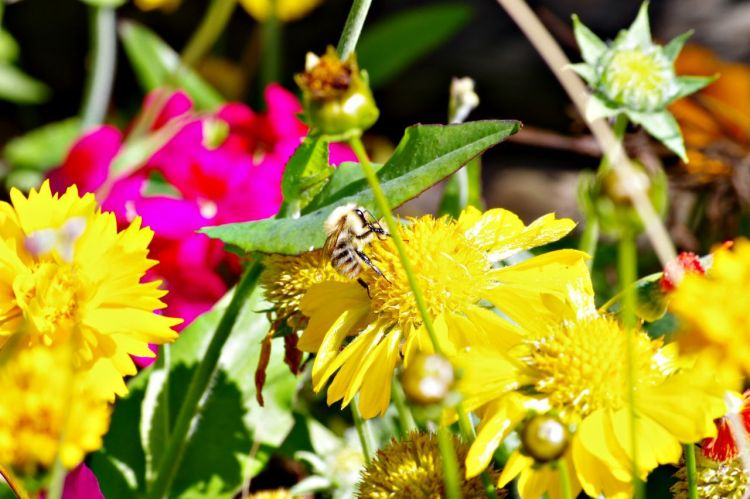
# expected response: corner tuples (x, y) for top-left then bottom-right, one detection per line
(356, 209), (364, 217)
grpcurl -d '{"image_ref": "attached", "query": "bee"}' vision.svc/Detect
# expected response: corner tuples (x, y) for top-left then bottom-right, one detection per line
(323, 203), (389, 287)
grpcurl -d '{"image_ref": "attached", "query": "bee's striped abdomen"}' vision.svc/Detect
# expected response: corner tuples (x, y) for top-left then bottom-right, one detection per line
(331, 238), (361, 279)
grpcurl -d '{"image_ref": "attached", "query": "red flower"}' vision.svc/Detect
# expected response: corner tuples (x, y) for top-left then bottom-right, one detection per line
(702, 390), (750, 461)
(661, 251), (705, 292)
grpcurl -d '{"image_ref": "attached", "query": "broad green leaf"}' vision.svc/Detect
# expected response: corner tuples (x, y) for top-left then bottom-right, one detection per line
(3, 117), (80, 171)
(281, 137), (330, 206)
(357, 3), (473, 88)
(305, 161), (383, 212)
(0, 64), (49, 104)
(202, 120), (520, 255)
(119, 21), (224, 110)
(438, 157), (483, 217)
(572, 14), (607, 66)
(92, 284), (296, 498)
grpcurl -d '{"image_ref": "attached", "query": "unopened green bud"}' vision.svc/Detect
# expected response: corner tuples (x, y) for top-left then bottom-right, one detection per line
(400, 353), (455, 406)
(520, 414), (570, 463)
(295, 47), (379, 137)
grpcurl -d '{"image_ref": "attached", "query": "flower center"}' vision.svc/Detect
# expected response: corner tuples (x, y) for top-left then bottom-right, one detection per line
(366, 217), (492, 331)
(13, 262), (87, 343)
(525, 317), (668, 421)
(599, 45), (677, 112)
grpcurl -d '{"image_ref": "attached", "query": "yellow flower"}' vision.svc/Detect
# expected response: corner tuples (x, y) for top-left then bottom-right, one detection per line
(456, 277), (726, 499)
(0, 346), (110, 473)
(670, 239), (750, 386)
(248, 490), (295, 499)
(299, 206), (587, 418)
(134, 0), (180, 12)
(0, 181), (180, 399)
(356, 431), (503, 498)
(239, 0), (322, 22)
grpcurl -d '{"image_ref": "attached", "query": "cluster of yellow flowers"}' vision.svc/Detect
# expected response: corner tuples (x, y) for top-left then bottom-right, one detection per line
(0, 182), (179, 476)
(260, 204), (750, 498)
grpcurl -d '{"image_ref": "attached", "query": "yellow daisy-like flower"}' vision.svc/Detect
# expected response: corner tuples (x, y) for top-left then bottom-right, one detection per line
(239, 0), (322, 22)
(0, 181), (180, 399)
(299, 206), (588, 418)
(0, 346), (110, 473)
(456, 276), (726, 499)
(670, 239), (750, 386)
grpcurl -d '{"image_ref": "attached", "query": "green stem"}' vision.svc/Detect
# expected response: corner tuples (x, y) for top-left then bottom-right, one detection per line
(578, 218), (599, 268)
(684, 443), (698, 499)
(46, 458), (66, 499)
(146, 261), (264, 499)
(351, 397), (376, 464)
(456, 404), (497, 499)
(80, 6), (117, 129)
(259, 4), (281, 88)
(336, 0), (373, 58)
(349, 137), (443, 354)
(438, 426), (462, 499)
(618, 232), (644, 499)
(556, 458), (573, 499)
(180, 0), (237, 69)
(392, 377), (417, 436)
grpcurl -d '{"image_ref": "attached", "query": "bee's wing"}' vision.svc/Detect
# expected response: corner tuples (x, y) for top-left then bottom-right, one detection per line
(323, 218), (347, 257)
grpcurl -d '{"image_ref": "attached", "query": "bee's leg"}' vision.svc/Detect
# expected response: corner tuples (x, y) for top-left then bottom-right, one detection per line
(355, 249), (391, 283)
(357, 278), (372, 299)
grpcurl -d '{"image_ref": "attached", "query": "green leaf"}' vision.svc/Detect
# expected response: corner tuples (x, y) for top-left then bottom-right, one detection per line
(80, 0), (126, 6)
(357, 3), (473, 88)
(438, 156), (483, 217)
(673, 75), (717, 101)
(0, 30), (19, 63)
(663, 30), (693, 62)
(628, 109), (686, 161)
(567, 62), (597, 86)
(305, 161), (383, 212)
(571, 14), (607, 66)
(0, 64), (49, 104)
(3, 117), (81, 171)
(281, 137), (330, 206)
(119, 21), (224, 110)
(202, 120), (520, 255)
(623, 1), (652, 47)
(92, 284), (296, 498)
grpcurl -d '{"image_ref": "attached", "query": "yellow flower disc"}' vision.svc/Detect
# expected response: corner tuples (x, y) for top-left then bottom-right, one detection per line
(0, 346), (110, 473)
(600, 45), (677, 112)
(0, 182), (180, 399)
(240, 0), (322, 22)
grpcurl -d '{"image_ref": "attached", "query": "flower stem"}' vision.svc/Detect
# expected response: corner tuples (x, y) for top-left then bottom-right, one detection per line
(46, 458), (66, 499)
(337, 0), (373, 59)
(180, 0), (237, 69)
(80, 5), (117, 130)
(349, 136), (443, 355)
(684, 443), (698, 499)
(259, 10), (281, 88)
(392, 377), (417, 435)
(0, 465), (27, 499)
(578, 218), (599, 268)
(146, 261), (264, 499)
(556, 458), (573, 499)
(495, 0), (677, 267)
(618, 231), (644, 499)
(351, 396), (376, 464)
(437, 425), (462, 499)
(455, 404), (497, 499)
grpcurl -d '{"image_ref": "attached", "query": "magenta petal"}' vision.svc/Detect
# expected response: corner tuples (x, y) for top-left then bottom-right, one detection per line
(48, 125), (122, 194)
(264, 84), (307, 138)
(143, 89), (194, 130)
(329, 142), (357, 165)
(135, 196), (210, 239)
(61, 464), (105, 499)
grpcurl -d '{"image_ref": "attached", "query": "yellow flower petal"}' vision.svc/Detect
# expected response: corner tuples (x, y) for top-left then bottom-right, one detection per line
(610, 409), (682, 476)
(358, 329), (403, 418)
(498, 450), (534, 488)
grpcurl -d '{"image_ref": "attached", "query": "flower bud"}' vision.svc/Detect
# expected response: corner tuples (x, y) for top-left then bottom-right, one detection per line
(520, 414), (570, 463)
(400, 353), (455, 406)
(295, 47), (379, 137)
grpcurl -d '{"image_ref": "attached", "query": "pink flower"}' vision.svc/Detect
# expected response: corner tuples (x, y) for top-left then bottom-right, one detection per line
(48, 84), (354, 367)
(40, 464), (104, 499)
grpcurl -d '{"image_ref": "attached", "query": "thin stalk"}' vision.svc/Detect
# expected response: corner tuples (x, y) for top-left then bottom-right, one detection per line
(684, 443), (698, 499)
(181, 0), (237, 69)
(351, 397), (376, 464)
(46, 459), (66, 499)
(146, 261), (264, 499)
(0, 465), (27, 499)
(578, 219), (599, 268)
(259, 1), (281, 88)
(337, 0), (373, 59)
(456, 404), (497, 499)
(618, 232), (644, 499)
(495, 0), (677, 267)
(392, 377), (417, 435)
(80, 6), (117, 129)
(437, 426), (462, 499)
(556, 458), (573, 499)
(349, 137), (442, 354)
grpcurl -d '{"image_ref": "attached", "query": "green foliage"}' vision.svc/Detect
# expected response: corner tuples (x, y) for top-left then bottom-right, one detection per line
(358, 3), (474, 88)
(119, 21), (224, 110)
(202, 120), (520, 255)
(0, 64), (49, 104)
(438, 157), (483, 217)
(3, 117), (81, 171)
(90, 285), (297, 498)
(281, 137), (331, 212)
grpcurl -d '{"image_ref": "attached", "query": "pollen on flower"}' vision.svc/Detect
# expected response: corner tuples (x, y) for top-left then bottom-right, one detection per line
(527, 316), (669, 420)
(366, 216), (493, 332)
(599, 45), (678, 112)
